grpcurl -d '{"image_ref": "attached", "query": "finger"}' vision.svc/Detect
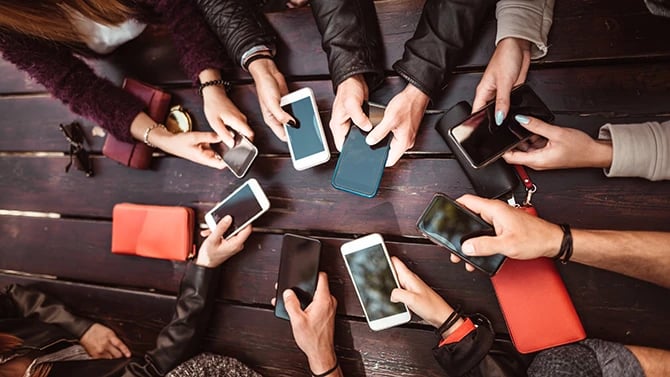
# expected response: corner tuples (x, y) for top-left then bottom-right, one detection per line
(211, 120), (235, 147)
(106, 343), (123, 359)
(461, 235), (503, 257)
(312, 272), (331, 300)
(200, 229), (212, 237)
(494, 83), (514, 126)
(385, 139), (405, 167)
(472, 85), (495, 113)
(449, 253), (462, 264)
(455, 194), (499, 225)
(274, 282), (278, 290)
(266, 100), (295, 128)
(283, 289), (304, 321)
(193, 131), (223, 145)
(513, 115), (561, 140)
(269, 123), (288, 142)
(390, 257), (412, 288)
(225, 116), (255, 142)
(348, 106), (373, 132)
(271, 297), (276, 306)
(390, 287), (414, 306)
(502, 148), (542, 167)
(464, 263), (476, 273)
(110, 336), (131, 358)
(365, 116), (393, 146)
(211, 215), (233, 239)
(229, 224), (253, 244)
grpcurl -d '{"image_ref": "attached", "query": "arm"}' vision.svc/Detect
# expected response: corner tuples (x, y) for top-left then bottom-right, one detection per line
(125, 216), (252, 376)
(369, 0), (496, 166)
(456, 194), (670, 289)
(495, 0), (555, 60)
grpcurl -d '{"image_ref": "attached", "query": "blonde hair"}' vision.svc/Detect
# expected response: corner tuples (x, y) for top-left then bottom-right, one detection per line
(0, 0), (136, 44)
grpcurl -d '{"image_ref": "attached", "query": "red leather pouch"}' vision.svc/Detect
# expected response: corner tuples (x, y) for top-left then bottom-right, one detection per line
(102, 78), (172, 169)
(490, 205), (586, 353)
(111, 203), (195, 261)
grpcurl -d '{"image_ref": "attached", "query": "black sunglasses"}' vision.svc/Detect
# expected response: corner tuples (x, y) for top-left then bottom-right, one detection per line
(59, 122), (94, 177)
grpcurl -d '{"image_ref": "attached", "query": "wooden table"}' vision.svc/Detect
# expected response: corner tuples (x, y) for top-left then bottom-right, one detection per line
(1, 1), (669, 375)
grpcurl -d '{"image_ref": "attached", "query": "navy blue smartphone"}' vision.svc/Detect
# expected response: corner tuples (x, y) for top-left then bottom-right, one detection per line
(274, 234), (321, 320)
(331, 118), (391, 198)
(416, 193), (505, 275)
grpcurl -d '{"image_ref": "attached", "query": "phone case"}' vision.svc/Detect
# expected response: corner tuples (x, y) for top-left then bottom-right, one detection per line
(111, 203), (195, 261)
(102, 78), (172, 169)
(436, 101), (518, 199)
(490, 206), (586, 353)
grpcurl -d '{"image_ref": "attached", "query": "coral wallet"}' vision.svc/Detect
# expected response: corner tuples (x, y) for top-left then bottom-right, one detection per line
(111, 203), (195, 261)
(490, 207), (586, 353)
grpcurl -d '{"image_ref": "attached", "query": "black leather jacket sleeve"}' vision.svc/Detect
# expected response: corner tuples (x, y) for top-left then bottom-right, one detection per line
(196, 0), (276, 68)
(432, 315), (529, 377)
(0, 284), (95, 339)
(123, 262), (219, 377)
(310, 0), (385, 91)
(393, 0), (497, 99)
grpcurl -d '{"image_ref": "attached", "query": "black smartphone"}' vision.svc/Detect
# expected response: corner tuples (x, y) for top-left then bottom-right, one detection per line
(274, 234), (322, 320)
(331, 105), (391, 198)
(435, 101), (519, 199)
(416, 193), (505, 275)
(448, 85), (554, 169)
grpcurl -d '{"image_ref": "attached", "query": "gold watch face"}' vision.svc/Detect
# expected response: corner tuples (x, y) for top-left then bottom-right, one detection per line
(166, 105), (192, 133)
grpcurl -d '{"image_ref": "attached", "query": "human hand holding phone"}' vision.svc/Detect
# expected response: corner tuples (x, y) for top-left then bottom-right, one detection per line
(274, 234), (321, 320)
(329, 74), (372, 151)
(283, 272), (342, 377)
(502, 115), (613, 170)
(196, 215), (252, 268)
(248, 58), (293, 141)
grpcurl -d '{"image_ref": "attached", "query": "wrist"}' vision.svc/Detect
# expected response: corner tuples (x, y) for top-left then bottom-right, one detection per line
(545, 222), (567, 258)
(248, 56), (277, 77)
(143, 124), (172, 150)
(307, 349), (338, 375)
(592, 139), (613, 168)
(198, 68), (222, 83)
(337, 74), (368, 97)
(401, 84), (430, 108)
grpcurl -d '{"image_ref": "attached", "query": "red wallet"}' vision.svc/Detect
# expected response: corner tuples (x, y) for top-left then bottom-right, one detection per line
(102, 78), (172, 169)
(490, 206), (586, 353)
(111, 203), (195, 261)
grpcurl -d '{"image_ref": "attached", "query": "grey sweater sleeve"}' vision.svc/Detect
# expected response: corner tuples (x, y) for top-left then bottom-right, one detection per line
(598, 120), (670, 181)
(495, 0), (555, 59)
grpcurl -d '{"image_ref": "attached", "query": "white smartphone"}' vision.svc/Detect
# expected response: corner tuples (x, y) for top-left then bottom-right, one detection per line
(280, 87), (330, 171)
(340, 233), (411, 331)
(210, 129), (258, 179)
(204, 178), (270, 239)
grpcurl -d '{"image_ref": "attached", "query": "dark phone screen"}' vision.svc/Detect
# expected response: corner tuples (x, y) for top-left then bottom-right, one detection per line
(211, 132), (257, 177)
(332, 127), (390, 197)
(344, 244), (405, 321)
(417, 194), (506, 275)
(274, 235), (321, 320)
(211, 183), (262, 238)
(282, 97), (326, 160)
(450, 85), (554, 167)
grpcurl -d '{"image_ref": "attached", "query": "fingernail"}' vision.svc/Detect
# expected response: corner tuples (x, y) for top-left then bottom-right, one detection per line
(365, 135), (377, 145)
(515, 114), (530, 125)
(495, 110), (505, 126)
(461, 242), (475, 255)
(222, 215), (232, 223)
(286, 120), (297, 128)
(283, 289), (294, 299)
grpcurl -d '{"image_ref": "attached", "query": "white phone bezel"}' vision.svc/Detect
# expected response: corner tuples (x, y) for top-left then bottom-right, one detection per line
(204, 178), (270, 239)
(280, 87), (331, 171)
(340, 233), (411, 331)
(223, 133), (259, 178)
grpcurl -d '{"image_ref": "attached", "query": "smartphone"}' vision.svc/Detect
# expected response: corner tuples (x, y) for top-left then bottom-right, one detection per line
(280, 88), (330, 171)
(416, 193), (505, 275)
(331, 124), (391, 198)
(341, 233), (411, 331)
(204, 178), (270, 239)
(448, 85), (554, 169)
(211, 129), (258, 178)
(274, 234), (322, 320)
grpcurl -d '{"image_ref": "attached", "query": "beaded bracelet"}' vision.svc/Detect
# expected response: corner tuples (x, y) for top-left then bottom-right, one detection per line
(310, 361), (339, 377)
(553, 224), (574, 264)
(143, 123), (166, 148)
(198, 79), (231, 96)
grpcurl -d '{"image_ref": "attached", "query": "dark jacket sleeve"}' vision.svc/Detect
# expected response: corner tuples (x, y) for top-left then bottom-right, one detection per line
(196, 0), (276, 68)
(393, 0), (497, 99)
(140, 0), (228, 83)
(0, 284), (95, 339)
(123, 262), (219, 377)
(310, 0), (385, 91)
(0, 32), (146, 143)
(432, 314), (529, 377)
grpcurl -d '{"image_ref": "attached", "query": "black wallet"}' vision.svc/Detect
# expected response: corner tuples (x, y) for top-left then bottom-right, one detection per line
(436, 102), (519, 199)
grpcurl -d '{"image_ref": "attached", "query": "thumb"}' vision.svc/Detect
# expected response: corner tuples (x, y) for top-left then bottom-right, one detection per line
(461, 235), (503, 257)
(349, 106), (373, 132)
(390, 287), (413, 305)
(283, 289), (304, 321)
(194, 131), (223, 144)
(365, 116), (392, 146)
(211, 215), (233, 239)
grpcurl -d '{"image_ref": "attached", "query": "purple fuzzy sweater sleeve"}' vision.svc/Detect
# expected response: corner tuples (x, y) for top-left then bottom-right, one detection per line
(142, 0), (227, 83)
(0, 32), (145, 142)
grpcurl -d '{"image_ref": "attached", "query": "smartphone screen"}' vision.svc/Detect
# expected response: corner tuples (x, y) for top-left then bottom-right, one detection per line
(274, 234), (321, 320)
(450, 85), (554, 168)
(417, 194), (506, 275)
(343, 243), (406, 321)
(211, 131), (258, 178)
(208, 182), (264, 238)
(282, 97), (327, 160)
(332, 127), (391, 198)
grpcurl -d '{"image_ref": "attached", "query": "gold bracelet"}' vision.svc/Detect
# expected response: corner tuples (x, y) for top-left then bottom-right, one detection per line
(143, 123), (166, 148)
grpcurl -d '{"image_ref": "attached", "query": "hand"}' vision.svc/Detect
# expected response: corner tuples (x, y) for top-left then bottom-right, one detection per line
(390, 257), (458, 330)
(455, 194), (563, 260)
(472, 37), (531, 124)
(80, 323), (131, 359)
(202, 85), (255, 146)
(286, 0), (309, 8)
(150, 128), (228, 170)
(366, 84), (429, 166)
(196, 215), (252, 268)
(248, 58), (293, 142)
(503, 115), (613, 170)
(283, 272), (339, 375)
(329, 75), (372, 151)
